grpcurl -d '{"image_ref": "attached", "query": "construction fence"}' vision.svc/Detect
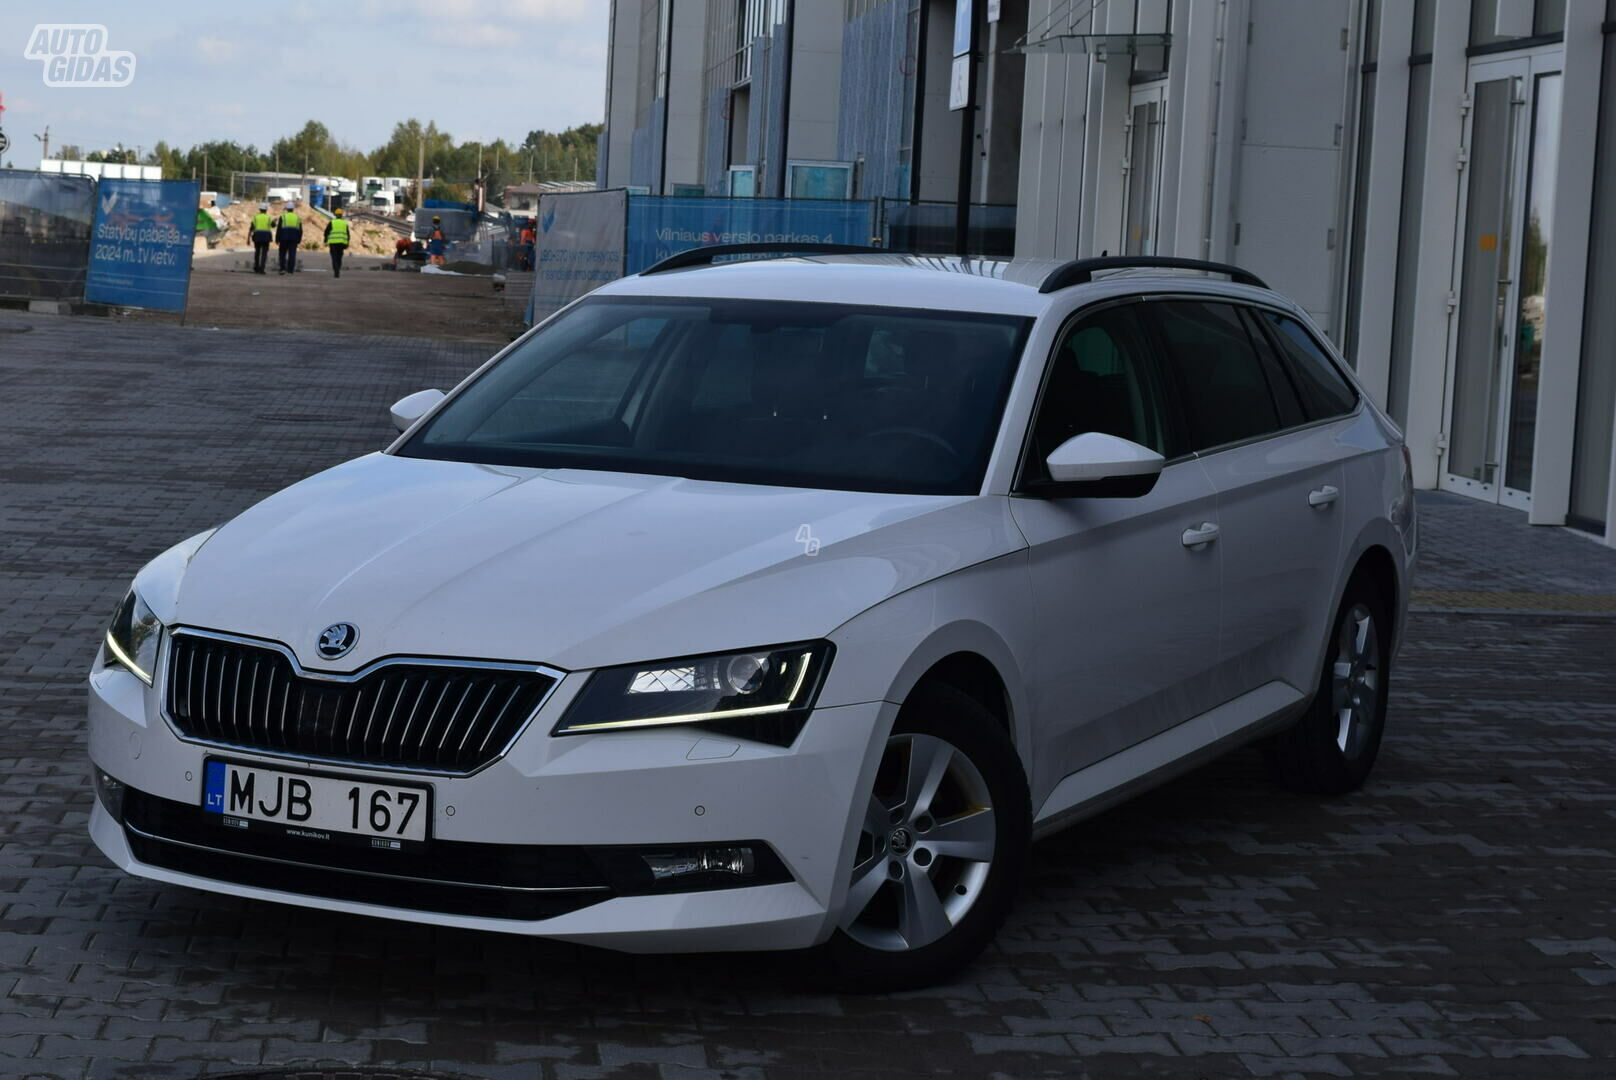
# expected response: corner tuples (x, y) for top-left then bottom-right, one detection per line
(0, 171), (96, 302)
(0, 170), (201, 313)
(526, 190), (1017, 324)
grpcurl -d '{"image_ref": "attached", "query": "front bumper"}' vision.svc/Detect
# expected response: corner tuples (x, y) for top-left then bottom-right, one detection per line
(87, 657), (894, 952)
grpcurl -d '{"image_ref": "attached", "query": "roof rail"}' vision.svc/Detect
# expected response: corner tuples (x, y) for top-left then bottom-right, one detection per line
(1038, 255), (1268, 294)
(640, 242), (891, 275)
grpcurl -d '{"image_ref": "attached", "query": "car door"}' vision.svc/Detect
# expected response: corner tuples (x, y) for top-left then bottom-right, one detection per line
(1143, 298), (1349, 701)
(1009, 300), (1225, 796)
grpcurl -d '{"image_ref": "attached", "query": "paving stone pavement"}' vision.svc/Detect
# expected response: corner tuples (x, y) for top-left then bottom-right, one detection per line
(1411, 490), (1616, 613)
(1, 309), (1614, 1079)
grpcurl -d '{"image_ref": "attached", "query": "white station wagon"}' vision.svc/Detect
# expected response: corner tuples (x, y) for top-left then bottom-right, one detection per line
(89, 249), (1416, 988)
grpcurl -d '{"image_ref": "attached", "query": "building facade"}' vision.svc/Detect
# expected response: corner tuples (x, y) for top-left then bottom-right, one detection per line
(599, 0), (1616, 547)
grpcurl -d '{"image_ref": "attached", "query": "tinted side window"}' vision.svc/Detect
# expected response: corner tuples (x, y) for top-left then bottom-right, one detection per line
(1260, 311), (1360, 420)
(1028, 304), (1171, 477)
(1149, 301), (1283, 452)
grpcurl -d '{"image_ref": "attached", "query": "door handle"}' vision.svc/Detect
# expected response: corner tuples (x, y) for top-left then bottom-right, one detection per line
(1181, 522), (1220, 548)
(1308, 485), (1340, 508)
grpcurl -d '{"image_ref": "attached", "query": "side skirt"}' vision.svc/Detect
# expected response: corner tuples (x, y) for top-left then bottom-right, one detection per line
(1031, 681), (1308, 841)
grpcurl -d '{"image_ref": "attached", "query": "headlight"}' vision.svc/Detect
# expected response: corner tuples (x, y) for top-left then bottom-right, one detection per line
(105, 588), (163, 686)
(554, 642), (833, 746)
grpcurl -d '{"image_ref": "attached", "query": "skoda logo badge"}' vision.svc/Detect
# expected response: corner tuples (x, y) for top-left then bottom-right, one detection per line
(317, 623), (359, 660)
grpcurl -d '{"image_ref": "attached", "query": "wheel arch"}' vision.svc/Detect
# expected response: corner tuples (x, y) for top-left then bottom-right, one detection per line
(878, 622), (1029, 760)
(906, 651), (1013, 736)
(1315, 520), (1411, 691)
(1349, 543), (1401, 628)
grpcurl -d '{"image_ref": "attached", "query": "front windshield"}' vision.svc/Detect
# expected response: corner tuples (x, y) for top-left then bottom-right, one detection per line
(399, 296), (1032, 496)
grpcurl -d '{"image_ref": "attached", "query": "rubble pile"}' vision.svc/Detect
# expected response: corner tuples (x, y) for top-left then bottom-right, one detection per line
(205, 199), (397, 255)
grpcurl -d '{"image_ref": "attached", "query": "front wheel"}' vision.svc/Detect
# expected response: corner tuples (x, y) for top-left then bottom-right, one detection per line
(815, 683), (1030, 991)
(1270, 577), (1392, 795)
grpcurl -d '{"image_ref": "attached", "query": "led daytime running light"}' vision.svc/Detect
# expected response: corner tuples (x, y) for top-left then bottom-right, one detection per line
(104, 628), (153, 685)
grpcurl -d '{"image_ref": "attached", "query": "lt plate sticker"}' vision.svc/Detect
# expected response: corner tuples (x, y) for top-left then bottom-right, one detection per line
(203, 760), (227, 812)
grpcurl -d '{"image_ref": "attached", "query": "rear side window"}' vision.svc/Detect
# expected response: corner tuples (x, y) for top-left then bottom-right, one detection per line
(1147, 301), (1283, 452)
(1259, 311), (1360, 420)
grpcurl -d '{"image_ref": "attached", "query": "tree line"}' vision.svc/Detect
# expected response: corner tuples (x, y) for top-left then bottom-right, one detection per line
(56, 119), (602, 199)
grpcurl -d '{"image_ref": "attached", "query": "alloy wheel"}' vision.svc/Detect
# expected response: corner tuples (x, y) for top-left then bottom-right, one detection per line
(1330, 602), (1381, 758)
(841, 732), (996, 952)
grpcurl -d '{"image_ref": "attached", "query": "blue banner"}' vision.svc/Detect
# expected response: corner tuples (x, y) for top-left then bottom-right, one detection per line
(624, 196), (876, 274)
(85, 179), (201, 312)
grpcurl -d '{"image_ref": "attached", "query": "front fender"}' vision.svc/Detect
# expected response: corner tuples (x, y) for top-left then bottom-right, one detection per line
(820, 549), (1037, 774)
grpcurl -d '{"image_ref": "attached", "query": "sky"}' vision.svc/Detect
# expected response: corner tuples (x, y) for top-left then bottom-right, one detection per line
(0, 0), (610, 164)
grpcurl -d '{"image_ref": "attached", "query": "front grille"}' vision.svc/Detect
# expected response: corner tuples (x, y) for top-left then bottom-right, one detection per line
(165, 633), (557, 773)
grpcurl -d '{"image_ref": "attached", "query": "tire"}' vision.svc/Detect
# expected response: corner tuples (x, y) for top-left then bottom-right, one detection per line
(1270, 575), (1393, 795)
(814, 682), (1030, 991)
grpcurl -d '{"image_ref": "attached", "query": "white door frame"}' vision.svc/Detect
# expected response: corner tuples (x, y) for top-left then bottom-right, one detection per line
(1440, 47), (1563, 510)
(1121, 81), (1168, 257)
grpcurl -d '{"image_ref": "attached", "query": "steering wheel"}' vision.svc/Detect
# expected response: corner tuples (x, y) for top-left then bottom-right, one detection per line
(864, 427), (961, 462)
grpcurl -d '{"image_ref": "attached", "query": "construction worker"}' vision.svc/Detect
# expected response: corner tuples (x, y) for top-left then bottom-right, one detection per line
(250, 202), (273, 274)
(323, 207), (351, 279)
(427, 215), (446, 266)
(519, 217), (536, 271)
(275, 200), (303, 275)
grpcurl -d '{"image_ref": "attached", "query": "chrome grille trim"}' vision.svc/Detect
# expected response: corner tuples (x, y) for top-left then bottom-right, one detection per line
(161, 627), (567, 777)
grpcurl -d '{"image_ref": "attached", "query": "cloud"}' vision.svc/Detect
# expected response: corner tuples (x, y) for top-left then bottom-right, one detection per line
(196, 37), (237, 64)
(507, 0), (594, 20)
(415, 0), (479, 19)
(437, 22), (510, 49)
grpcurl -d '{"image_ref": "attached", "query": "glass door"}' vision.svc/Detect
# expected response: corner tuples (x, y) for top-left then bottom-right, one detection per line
(1443, 54), (1562, 509)
(1122, 82), (1166, 256)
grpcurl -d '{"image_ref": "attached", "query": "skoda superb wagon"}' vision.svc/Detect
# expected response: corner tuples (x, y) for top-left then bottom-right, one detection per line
(89, 249), (1416, 987)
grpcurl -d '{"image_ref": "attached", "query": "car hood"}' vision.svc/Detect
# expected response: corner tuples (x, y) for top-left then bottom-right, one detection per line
(170, 453), (1024, 672)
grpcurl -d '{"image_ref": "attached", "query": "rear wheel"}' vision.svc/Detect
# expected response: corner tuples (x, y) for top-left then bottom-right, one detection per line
(817, 683), (1029, 991)
(1270, 577), (1392, 795)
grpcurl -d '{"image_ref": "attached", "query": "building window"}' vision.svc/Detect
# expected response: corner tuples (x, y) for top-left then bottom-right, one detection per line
(1132, 0), (1172, 79)
(734, 0), (786, 84)
(787, 160), (856, 199)
(728, 165), (757, 196)
(1469, 0), (1566, 48)
(729, 83), (753, 167)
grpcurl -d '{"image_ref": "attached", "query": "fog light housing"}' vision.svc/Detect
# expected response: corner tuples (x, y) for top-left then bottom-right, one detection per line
(94, 769), (127, 821)
(643, 846), (756, 882)
(586, 840), (791, 895)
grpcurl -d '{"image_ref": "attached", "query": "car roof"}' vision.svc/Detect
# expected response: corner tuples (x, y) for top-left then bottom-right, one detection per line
(590, 253), (1298, 320)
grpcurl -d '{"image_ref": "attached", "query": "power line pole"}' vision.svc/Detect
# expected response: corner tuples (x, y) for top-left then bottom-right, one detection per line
(33, 125), (49, 161)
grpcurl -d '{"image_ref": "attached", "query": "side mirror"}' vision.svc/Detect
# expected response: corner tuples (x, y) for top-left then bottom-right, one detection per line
(1033, 432), (1165, 498)
(389, 388), (445, 433)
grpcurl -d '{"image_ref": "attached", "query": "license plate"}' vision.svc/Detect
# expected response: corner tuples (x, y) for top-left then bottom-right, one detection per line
(202, 759), (430, 845)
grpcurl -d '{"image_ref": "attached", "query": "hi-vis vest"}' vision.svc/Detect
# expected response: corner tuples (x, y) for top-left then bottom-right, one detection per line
(251, 212), (272, 231)
(280, 211), (301, 229)
(327, 218), (350, 244)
